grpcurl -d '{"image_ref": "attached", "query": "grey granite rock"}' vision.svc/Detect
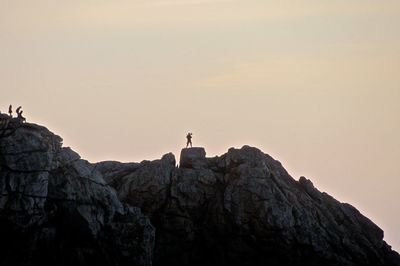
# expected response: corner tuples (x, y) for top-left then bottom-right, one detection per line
(95, 153), (175, 216)
(0, 122), (154, 266)
(179, 147), (207, 169)
(1, 119), (399, 266)
(100, 146), (400, 266)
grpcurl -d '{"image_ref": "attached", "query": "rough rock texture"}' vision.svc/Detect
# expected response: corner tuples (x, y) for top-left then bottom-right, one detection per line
(1, 119), (399, 266)
(98, 147), (400, 266)
(0, 121), (154, 266)
(179, 147), (207, 169)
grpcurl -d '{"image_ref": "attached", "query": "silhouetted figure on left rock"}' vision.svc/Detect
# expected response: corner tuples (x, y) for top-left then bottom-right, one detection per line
(8, 105), (12, 117)
(186, 133), (193, 148)
(16, 106), (26, 122)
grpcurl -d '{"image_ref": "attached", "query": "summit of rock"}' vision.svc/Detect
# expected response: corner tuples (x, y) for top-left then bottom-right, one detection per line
(0, 121), (399, 266)
(179, 147), (207, 169)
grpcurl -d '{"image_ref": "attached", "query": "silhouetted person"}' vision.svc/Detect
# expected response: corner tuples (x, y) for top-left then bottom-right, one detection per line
(8, 105), (12, 117)
(186, 133), (193, 148)
(16, 106), (26, 122)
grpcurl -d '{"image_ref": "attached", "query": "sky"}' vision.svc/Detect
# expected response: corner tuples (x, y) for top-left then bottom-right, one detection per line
(1, 0), (399, 251)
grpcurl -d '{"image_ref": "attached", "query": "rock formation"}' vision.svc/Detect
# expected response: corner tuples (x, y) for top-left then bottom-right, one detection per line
(98, 148), (400, 266)
(0, 121), (154, 266)
(0, 120), (399, 266)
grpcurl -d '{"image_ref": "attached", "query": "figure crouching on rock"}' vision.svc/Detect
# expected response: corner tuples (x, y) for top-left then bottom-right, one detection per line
(16, 106), (26, 122)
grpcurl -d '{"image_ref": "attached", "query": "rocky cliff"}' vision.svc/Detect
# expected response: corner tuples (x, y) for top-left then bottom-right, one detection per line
(0, 120), (399, 266)
(0, 121), (154, 266)
(97, 147), (400, 266)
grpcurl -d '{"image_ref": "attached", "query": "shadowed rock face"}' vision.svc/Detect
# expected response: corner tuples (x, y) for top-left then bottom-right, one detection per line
(98, 147), (400, 266)
(179, 148), (207, 169)
(1, 121), (399, 266)
(0, 122), (154, 266)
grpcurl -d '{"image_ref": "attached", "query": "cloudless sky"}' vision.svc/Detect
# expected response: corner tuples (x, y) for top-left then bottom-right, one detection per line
(1, 0), (399, 251)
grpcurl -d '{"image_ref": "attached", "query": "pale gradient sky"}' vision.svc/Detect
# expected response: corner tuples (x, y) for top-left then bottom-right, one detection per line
(1, 0), (399, 251)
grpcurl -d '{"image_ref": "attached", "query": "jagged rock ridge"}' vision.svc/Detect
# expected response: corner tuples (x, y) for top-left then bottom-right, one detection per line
(97, 148), (400, 266)
(0, 121), (399, 266)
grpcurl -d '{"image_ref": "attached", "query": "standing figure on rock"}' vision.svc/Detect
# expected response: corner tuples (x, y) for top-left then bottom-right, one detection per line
(16, 106), (26, 122)
(186, 132), (193, 148)
(8, 105), (12, 117)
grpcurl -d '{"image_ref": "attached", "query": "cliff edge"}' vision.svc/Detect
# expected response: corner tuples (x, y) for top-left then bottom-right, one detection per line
(0, 120), (399, 266)
(0, 121), (154, 266)
(98, 147), (400, 266)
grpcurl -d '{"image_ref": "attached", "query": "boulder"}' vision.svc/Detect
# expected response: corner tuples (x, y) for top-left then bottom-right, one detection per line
(179, 147), (207, 169)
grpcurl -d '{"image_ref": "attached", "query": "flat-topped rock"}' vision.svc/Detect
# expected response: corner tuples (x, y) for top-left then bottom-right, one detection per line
(179, 147), (207, 169)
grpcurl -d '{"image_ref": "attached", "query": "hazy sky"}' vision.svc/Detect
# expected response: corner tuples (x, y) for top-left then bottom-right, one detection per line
(1, 0), (399, 251)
